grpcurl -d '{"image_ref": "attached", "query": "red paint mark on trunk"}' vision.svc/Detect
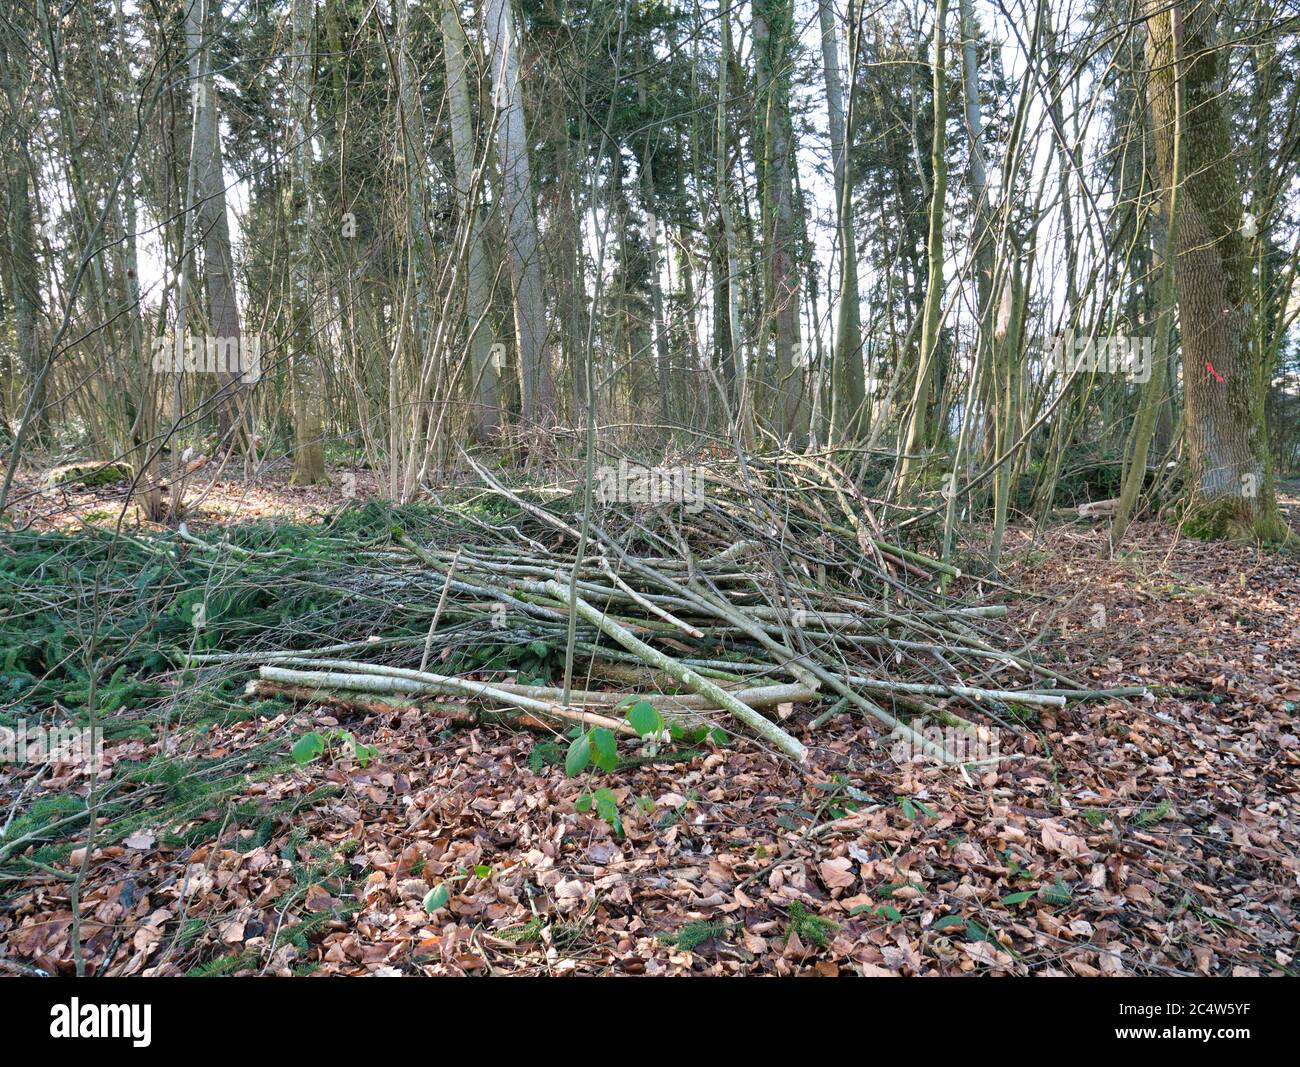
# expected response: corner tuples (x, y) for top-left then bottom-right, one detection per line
(1206, 360), (1226, 383)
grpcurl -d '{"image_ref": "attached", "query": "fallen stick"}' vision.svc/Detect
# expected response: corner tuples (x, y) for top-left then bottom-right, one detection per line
(485, 678), (810, 711)
(257, 664), (639, 736)
(843, 676), (1066, 707)
(598, 554), (704, 638)
(247, 679), (477, 724)
(543, 579), (807, 762)
(248, 678), (582, 736)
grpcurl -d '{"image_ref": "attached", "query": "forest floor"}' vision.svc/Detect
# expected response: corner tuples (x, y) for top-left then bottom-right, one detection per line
(0, 467), (1296, 976)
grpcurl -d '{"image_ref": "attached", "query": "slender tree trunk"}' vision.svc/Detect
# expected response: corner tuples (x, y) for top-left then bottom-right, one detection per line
(941, 0), (991, 565)
(111, 0), (154, 470)
(442, 2), (501, 442)
(716, 0), (750, 442)
(1112, 15), (1183, 548)
(960, 0), (993, 362)
(484, 0), (554, 431)
(0, 76), (44, 445)
(187, 0), (247, 448)
(900, 0), (948, 489)
(820, 0), (865, 442)
(637, 73), (672, 431)
(989, 249), (1025, 565)
(290, 0), (326, 484)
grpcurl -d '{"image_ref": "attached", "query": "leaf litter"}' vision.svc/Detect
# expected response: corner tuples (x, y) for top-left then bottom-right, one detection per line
(0, 474), (1296, 976)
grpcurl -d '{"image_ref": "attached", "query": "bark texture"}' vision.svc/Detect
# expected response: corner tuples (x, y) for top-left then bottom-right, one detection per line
(1144, 1), (1287, 541)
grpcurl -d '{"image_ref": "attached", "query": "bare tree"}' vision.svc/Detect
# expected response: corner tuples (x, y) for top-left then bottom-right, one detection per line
(484, 0), (554, 432)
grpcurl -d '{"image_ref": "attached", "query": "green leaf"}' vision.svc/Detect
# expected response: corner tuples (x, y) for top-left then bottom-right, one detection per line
(422, 884), (450, 914)
(565, 733), (591, 777)
(473, 865), (492, 879)
(931, 914), (966, 931)
(593, 787), (621, 825)
(291, 732), (326, 765)
(1038, 878), (1073, 906)
(575, 792), (593, 813)
(875, 905), (902, 922)
(900, 796), (936, 821)
(999, 890), (1036, 906)
(589, 727), (618, 772)
(626, 700), (664, 738)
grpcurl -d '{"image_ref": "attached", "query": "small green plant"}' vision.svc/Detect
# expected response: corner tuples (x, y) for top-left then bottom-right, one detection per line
(1003, 702), (1039, 724)
(422, 883), (451, 913)
(785, 901), (837, 947)
(898, 795), (938, 822)
(655, 789), (699, 828)
(422, 864), (492, 915)
(851, 902), (902, 923)
(813, 774), (871, 820)
(528, 740), (564, 772)
(1037, 877), (1073, 906)
(658, 919), (735, 951)
(562, 698), (672, 836)
(497, 916), (543, 943)
(291, 729), (378, 768)
(930, 914), (990, 941)
(1001, 849), (1033, 880)
(1083, 808), (1109, 828)
(1132, 799), (1172, 827)
(185, 949), (259, 977)
(574, 787), (623, 835)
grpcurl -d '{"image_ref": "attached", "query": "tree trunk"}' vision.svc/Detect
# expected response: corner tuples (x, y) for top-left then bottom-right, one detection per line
(442, 2), (501, 442)
(290, 0), (326, 484)
(753, 0), (807, 442)
(0, 106), (44, 446)
(637, 67), (672, 431)
(820, 0), (865, 442)
(187, 0), (248, 449)
(1143, 1), (1288, 542)
(716, 0), (750, 441)
(484, 0), (554, 431)
(900, 0), (948, 489)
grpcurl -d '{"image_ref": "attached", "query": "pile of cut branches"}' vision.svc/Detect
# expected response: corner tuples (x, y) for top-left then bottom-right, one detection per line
(185, 451), (1140, 764)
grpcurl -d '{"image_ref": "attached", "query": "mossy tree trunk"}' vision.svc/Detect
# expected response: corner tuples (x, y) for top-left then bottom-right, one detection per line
(753, 0), (808, 443)
(1144, 1), (1288, 542)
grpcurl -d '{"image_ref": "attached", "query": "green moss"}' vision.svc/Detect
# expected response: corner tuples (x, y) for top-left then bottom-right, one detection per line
(1183, 497), (1295, 546)
(46, 461), (133, 488)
